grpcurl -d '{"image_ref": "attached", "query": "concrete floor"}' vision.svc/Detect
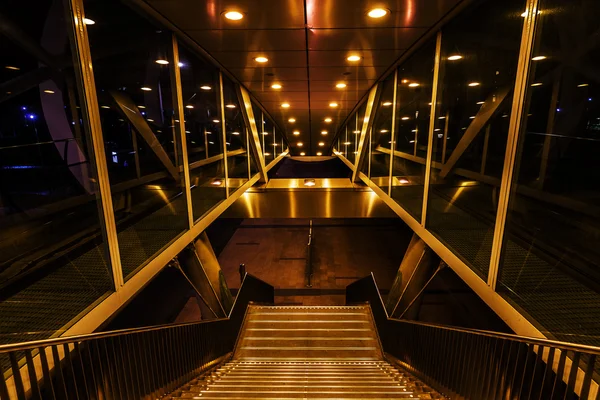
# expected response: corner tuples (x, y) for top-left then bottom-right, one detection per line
(217, 218), (411, 305)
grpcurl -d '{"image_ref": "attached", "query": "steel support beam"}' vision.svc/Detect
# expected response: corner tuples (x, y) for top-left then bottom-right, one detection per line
(238, 85), (269, 183)
(352, 84), (380, 182)
(387, 69), (399, 196)
(218, 71), (230, 198)
(66, 0), (124, 289)
(488, 0), (541, 290)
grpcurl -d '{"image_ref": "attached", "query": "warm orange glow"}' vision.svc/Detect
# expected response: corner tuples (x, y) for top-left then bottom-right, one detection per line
(224, 11), (243, 20)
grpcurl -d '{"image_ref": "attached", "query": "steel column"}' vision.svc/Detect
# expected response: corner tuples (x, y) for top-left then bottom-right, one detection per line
(421, 31), (443, 227)
(218, 71), (230, 198)
(487, 0), (541, 290)
(352, 84), (380, 182)
(238, 85), (269, 183)
(66, 0), (124, 289)
(387, 69), (399, 196)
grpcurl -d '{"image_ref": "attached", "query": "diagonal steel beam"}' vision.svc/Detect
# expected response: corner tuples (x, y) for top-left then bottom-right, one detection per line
(352, 84), (381, 182)
(238, 85), (269, 183)
(439, 85), (512, 178)
(110, 90), (179, 181)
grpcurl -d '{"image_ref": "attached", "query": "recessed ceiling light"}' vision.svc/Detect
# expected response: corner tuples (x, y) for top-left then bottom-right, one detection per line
(281, 103), (290, 108)
(300, 152), (306, 156)
(147, 119), (154, 122)
(324, 118), (332, 123)
(155, 59), (169, 65)
(288, 118), (296, 123)
(224, 11), (244, 20)
(468, 82), (480, 87)
(401, 116), (410, 120)
(297, 142), (303, 147)
(178, 62), (185, 67)
(347, 55), (361, 62)
(336, 82), (347, 89)
(100, 105), (109, 109)
(232, 131), (240, 135)
(321, 130), (328, 135)
(368, 8), (388, 18)
(408, 82), (420, 87)
(138, 105), (146, 109)
(262, 131), (269, 135)
(380, 129), (389, 133)
(5, 66), (20, 71)
(329, 102), (338, 107)
(318, 142), (325, 147)
(293, 130), (300, 135)
(532, 56), (547, 61)
(399, 178), (410, 184)
(477, 101), (485, 104)
(578, 83), (589, 87)
(382, 101), (392, 106)
(401, 79), (409, 84)
(264, 152), (271, 156)
(447, 55), (463, 61)
(344, 142), (351, 145)
(353, 130), (360, 134)
(531, 83), (543, 87)
(317, 152), (322, 156)
(271, 83), (282, 89)
(141, 87), (152, 91)
(185, 105), (194, 109)
(438, 116), (446, 120)
(213, 119), (220, 123)
(254, 56), (269, 63)
(226, 104), (236, 108)
(43, 90), (55, 94)
(200, 85), (212, 90)
(82, 18), (95, 25)
(211, 178), (223, 186)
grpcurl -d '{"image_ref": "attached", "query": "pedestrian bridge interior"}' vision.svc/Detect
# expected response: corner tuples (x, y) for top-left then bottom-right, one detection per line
(1, 0), (600, 398)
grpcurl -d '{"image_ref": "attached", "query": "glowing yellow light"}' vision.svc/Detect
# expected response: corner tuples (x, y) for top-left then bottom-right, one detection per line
(212, 119), (220, 123)
(329, 102), (338, 108)
(211, 178), (223, 186)
(281, 103), (290, 108)
(343, 142), (351, 145)
(44, 90), (55, 94)
(293, 130), (300, 135)
(288, 118), (296, 123)
(5, 66), (20, 71)
(324, 118), (332, 123)
(532, 56), (547, 61)
(321, 130), (328, 135)
(448, 55), (463, 61)
(368, 8), (388, 18)
(232, 131), (240, 135)
(297, 142), (303, 147)
(138, 105), (146, 109)
(226, 104), (236, 108)
(531, 83), (543, 87)
(317, 152), (323, 156)
(578, 83), (589, 88)
(468, 82), (480, 87)
(300, 152), (306, 156)
(224, 11), (244, 20)
(141, 87), (152, 91)
(336, 82), (347, 89)
(408, 82), (420, 87)
(318, 142), (325, 147)
(254, 56), (269, 63)
(271, 83), (282, 89)
(155, 59), (169, 65)
(185, 105), (194, 109)
(347, 55), (361, 62)
(200, 85), (212, 90)
(83, 18), (95, 25)
(382, 102), (392, 106)
(401, 116), (410, 120)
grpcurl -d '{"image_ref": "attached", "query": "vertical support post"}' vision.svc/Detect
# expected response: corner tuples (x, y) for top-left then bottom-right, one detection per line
(66, 0), (124, 289)
(218, 71), (230, 197)
(131, 128), (141, 179)
(367, 127), (372, 178)
(204, 129), (209, 159)
(442, 111), (450, 163)
(421, 31), (443, 227)
(170, 34), (194, 229)
(488, 0), (541, 290)
(538, 72), (560, 188)
(238, 85), (269, 183)
(246, 127), (251, 180)
(480, 125), (491, 175)
(388, 69), (399, 196)
(352, 84), (380, 182)
(413, 127), (418, 156)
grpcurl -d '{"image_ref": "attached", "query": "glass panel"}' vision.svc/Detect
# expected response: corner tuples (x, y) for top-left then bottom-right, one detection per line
(346, 103), (366, 165)
(369, 75), (395, 190)
(425, 0), (525, 280)
(86, 0), (189, 280)
(178, 46), (226, 221)
(222, 76), (249, 189)
(390, 40), (436, 221)
(500, 0), (600, 346)
(0, 0), (113, 344)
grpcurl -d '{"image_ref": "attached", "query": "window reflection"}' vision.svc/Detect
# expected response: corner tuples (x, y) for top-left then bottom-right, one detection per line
(85, 0), (189, 279)
(369, 75), (395, 190)
(222, 76), (249, 190)
(500, 0), (600, 345)
(0, 0), (113, 344)
(426, 0), (525, 279)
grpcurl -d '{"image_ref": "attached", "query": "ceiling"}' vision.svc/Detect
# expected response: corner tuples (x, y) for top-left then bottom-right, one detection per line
(143, 0), (463, 155)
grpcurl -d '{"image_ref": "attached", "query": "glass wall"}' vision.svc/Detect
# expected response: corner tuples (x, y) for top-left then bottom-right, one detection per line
(425, 0), (525, 279)
(499, 0), (600, 345)
(85, 0), (190, 279)
(178, 46), (227, 221)
(391, 39), (437, 220)
(0, 0), (113, 344)
(369, 75), (395, 190)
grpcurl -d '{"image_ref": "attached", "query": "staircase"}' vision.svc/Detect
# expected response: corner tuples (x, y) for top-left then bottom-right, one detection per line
(168, 305), (444, 399)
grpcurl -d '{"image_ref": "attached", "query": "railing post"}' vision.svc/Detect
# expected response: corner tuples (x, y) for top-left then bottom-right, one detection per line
(487, 0), (541, 290)
(66, 0), (124, 289)
(421, 31), (443, 227)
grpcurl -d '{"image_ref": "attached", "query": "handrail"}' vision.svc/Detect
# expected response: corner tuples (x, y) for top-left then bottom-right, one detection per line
(346, 274), (600, 399)
(0, 273), (274, 399)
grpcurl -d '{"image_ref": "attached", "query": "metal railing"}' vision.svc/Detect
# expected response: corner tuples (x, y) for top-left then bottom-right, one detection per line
(346, 274), (600, 399)
(0, 274), (273, 400)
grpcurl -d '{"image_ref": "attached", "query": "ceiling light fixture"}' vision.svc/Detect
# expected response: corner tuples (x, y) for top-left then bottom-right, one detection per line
(468, 82), (480, 87)
(155, 59), (169, 65)
(44, 90), (55, 94)
(324, 118), (332, 123)
(531, 83), (543, 87)
(578, 83), (589, 87)
(447, 55), (463, 61)
(321, 130), (328, 135)
(232, 131), (240, 135)
(317, 152), (322, 156)
(281, 103), (290, 108)
(399, 178), (410, 184)
(344, 142), (351, 145)
(368, 8), (388, 18)
(82, 18), (95, 25)
(318, 142), (325, 147)
(382, 101), (392, 106)
(401, 116), (410, 120)
(353, 130), (360, 134)
(226, 104), (236, 108)
(271, 83), (282, 89)
(532, 56), (547, 61)
(254, 56), (269, 63)
(329, 102), (338, 108)
(213, 119), (220, 123)
(300, 152), (306, 156)
(336, 82), (347, 89)
(288, 118), (296, 123)
(293, 130), (300, 135)
(211, 178), (223, 186)
(200, 85), (212, 90)
(297, 142), (303, 147)
(408, 83), (420, 87)
(262, 131), (269, 135)
(5, 66), (20, 71)
(347, 55), (361, 62)
(141, 87), (152, 91)
(185, 105), (194, 109)
(224, 11), (244, 20)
